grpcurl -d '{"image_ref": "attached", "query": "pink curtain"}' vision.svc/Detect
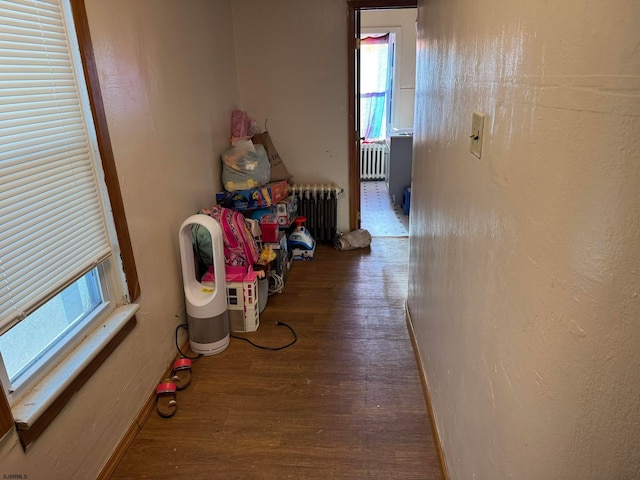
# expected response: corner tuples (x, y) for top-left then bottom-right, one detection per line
(360, 34), (390, 141)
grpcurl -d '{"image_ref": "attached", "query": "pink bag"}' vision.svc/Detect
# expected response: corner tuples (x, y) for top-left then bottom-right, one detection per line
(201, 205), (259, 269)
(231, 110), (255, 144)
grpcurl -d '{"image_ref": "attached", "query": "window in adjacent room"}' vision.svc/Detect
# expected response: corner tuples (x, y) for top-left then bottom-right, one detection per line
(359, 32), (394, 141)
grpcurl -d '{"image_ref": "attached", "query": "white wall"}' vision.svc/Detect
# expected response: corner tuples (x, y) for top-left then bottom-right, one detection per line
(0, 1), (239, 477)
(231, 0), (350, 233)
(408, 0), (640, 478)
(361, 8), (417, 131)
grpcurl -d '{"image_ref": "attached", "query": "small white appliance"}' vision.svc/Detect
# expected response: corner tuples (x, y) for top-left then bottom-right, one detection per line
(178, 214), (229, 355)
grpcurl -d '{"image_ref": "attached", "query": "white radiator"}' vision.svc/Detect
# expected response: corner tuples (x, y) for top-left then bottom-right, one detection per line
(360, 143), (388, 180)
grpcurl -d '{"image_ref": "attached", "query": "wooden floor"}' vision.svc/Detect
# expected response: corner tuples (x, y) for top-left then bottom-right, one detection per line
(110, 238), (442, 479)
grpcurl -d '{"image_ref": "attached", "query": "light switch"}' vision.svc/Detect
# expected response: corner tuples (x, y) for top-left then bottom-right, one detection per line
(470, 111), (486, 158)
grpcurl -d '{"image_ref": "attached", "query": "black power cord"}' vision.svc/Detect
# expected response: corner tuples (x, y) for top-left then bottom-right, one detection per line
(175, 324), (202, 360)
(176, 321), (297, 356)
(231, 321), (297, 351)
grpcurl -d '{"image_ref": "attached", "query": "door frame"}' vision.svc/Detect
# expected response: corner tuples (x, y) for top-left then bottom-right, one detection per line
(347, 0), (417, 231)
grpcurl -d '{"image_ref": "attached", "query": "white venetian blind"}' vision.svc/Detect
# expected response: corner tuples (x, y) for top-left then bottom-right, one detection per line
(0, 0), (111, 334)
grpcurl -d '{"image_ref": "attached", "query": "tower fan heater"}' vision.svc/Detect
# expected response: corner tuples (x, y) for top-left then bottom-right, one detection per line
(178, 214), (229, 356)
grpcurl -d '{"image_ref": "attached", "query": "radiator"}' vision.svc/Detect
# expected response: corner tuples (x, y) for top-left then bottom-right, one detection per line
(290, 184), (342, 244)
(360, 143), (388, 180)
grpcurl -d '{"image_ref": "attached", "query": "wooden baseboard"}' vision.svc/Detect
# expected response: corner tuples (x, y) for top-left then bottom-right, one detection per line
(96, 378), (157, 480)
(97, 338), (191, 480)
(405, 303), (450, 480)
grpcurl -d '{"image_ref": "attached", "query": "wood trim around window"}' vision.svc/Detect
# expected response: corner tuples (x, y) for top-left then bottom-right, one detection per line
(0, 391), (12, 440)
(70, 0), (140, 303)
(0, 0), (141, 445)
(15, 316), (137, 451)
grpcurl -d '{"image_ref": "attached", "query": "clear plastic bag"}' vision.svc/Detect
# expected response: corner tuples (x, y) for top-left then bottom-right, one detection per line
(221, 143), (271, 191)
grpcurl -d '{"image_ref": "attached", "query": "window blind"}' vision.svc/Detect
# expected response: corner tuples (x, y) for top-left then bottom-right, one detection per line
(0, 0), (111, 335)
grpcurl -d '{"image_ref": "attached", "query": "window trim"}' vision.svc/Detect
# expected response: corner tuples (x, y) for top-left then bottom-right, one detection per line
(14, 307), (138, 450)
(4, 270), (110, 396)
(0, 0), (140, 448)
(70, 0), (140, 303)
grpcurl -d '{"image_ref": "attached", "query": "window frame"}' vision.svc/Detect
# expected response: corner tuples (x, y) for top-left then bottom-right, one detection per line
(360, 27), (401, 141)
(2, 266), (108, 399)
(0, 0), (139, 449)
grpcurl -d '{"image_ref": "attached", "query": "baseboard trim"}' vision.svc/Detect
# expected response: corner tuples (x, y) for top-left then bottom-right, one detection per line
(405, 303), (450, 480)
(97, 339), (191, 480)
(96, 377), (158, 480)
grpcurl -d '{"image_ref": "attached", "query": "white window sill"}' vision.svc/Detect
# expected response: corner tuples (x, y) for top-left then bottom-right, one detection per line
(10, 304), (139, 428)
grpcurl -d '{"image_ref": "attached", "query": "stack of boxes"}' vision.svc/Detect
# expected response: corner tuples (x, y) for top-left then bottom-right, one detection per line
(214, 180), (296, 330)
(250, 191), (296, 287)
(247, 194), (297, 243)
(215, 179), (290, 211)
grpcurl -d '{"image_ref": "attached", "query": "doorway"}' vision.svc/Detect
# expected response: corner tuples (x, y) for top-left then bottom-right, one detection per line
(347, 1), (417, 235)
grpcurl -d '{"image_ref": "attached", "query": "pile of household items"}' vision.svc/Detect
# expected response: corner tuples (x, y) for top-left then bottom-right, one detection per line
(192, 111), (316, 333)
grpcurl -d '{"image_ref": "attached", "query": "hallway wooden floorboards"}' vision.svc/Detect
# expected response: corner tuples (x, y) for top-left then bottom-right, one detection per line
(110, 238), (442, 479)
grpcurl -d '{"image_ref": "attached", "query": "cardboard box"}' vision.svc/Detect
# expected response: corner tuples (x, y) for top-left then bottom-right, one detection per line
(246, 194), (296, 239)
(251, 132), (293, 182)
(216, 180), (289, 211)
(275, 195), (297, 217)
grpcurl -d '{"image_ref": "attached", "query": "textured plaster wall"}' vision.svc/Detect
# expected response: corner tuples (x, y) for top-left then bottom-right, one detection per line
(231, 0), (350, 233)
(407, 0), (640, 478)
(0, 1), (239, 477)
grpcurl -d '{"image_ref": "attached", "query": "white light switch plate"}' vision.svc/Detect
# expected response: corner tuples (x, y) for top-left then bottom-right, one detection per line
(470, 111), (486, 158)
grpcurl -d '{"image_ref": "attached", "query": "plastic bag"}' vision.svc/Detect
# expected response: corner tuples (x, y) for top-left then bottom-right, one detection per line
(230, 110), (257, 145)
(221, 142), (271, 191)
(335, 229), (372, 250)
(252, 131), (293, 182)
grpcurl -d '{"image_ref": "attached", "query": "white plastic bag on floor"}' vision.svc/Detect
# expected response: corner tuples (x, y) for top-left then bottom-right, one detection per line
(335, 229), (371, 250)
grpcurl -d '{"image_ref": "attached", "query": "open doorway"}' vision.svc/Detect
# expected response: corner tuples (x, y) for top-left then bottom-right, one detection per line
(360, 9), (415, 236)
(347, 1), (417, 236)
